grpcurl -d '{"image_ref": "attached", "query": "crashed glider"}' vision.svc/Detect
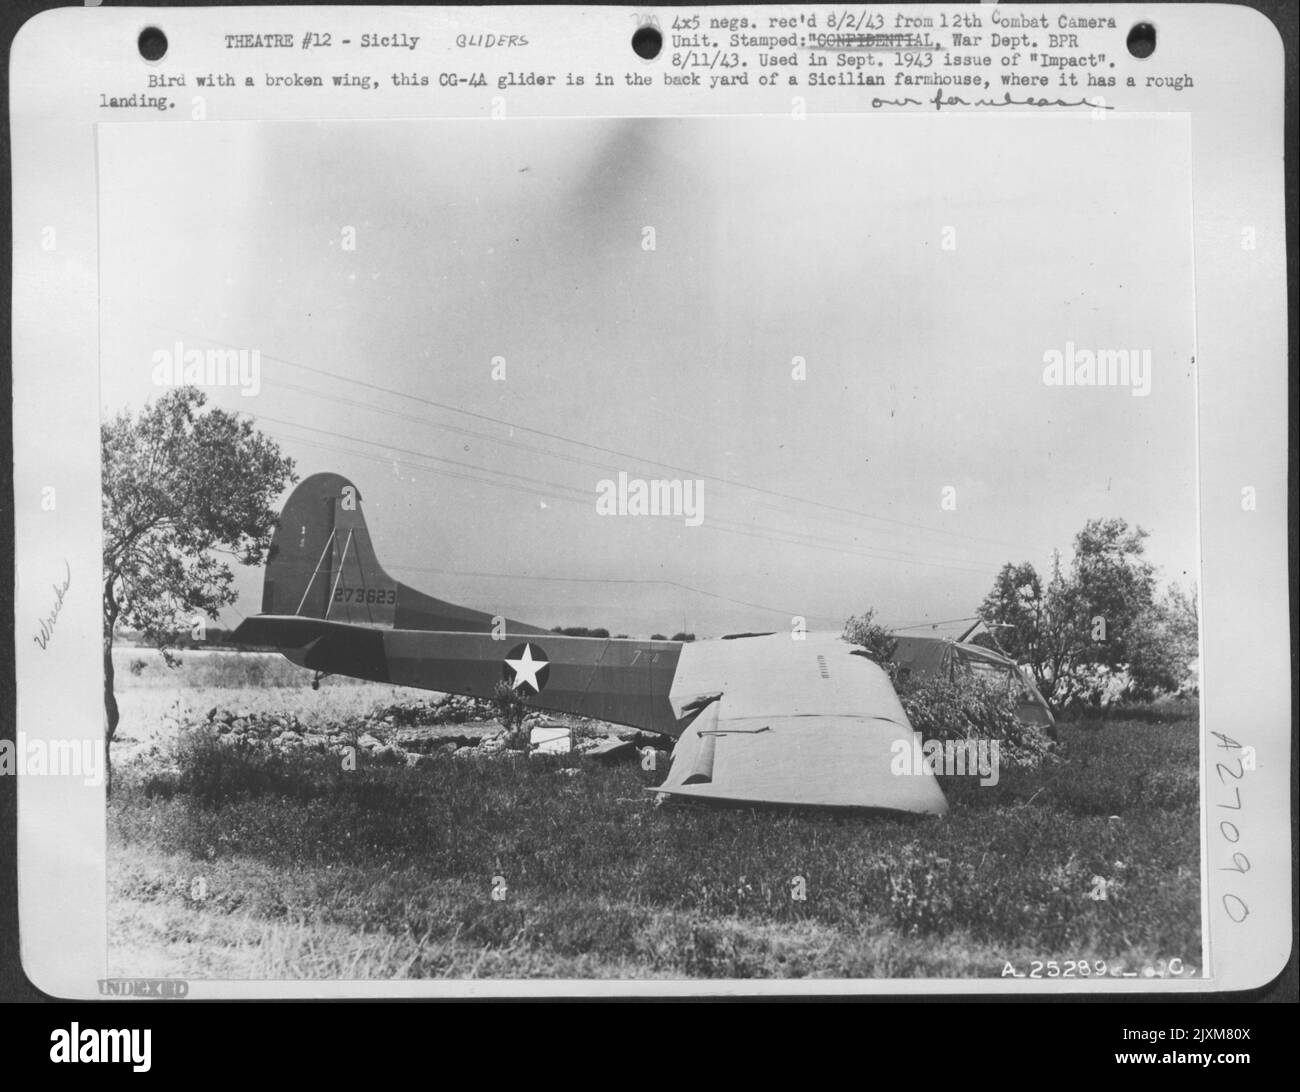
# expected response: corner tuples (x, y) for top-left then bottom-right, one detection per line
(889, 635), (1056, 730)
(231, 473), (948, 815)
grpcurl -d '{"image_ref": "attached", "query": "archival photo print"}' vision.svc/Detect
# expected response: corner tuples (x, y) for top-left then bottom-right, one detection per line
(97, 113), (1203, 982)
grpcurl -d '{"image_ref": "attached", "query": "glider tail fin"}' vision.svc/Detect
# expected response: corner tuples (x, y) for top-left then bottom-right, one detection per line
(260, 472), (546, 635)
(262, 472), (399, 625)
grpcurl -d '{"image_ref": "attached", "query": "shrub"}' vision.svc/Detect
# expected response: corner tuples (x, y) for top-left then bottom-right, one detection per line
(175, 727), (280, 804)
(372, 698), (490, 727)
(843, 610), (897, 666)
(173, 725), (337, 805)
(492, 680), (532, 751)
(549, 626), (610, 638)
(896, 670), (1054, 770)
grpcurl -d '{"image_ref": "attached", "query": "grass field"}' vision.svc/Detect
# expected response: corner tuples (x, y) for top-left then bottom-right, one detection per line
(112, 648), (401, 743)
(108, 650), (1203, 980)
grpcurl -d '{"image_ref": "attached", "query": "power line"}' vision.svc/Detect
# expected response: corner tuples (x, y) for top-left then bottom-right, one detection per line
(263, 374), (1018, 571)
(254, 412), (997, 577)
(388, 564), (841, 622)
(888, 616), (982, 632)
(264, 350), (1051, 554)
(129, 316), (1053, 557)
(254, 431), (842, 622)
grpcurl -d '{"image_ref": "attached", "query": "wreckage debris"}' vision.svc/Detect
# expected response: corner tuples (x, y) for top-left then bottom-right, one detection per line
(124, 698), (651, 769)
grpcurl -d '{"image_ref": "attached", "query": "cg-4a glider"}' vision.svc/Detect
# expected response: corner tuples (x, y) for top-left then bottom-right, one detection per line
(231, 473), (948, 814)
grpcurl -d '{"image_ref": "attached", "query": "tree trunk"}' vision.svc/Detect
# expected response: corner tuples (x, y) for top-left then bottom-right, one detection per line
(103, 634), (119, 797)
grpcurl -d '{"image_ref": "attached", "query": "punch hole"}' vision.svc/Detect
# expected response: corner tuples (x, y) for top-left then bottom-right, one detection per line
(1126, 23), (1156, 59)
(632, 26), (663, 60)
(138, 26), (168, 62)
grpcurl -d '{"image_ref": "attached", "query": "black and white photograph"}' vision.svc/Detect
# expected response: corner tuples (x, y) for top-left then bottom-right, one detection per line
(4, 1), (1292, 1007)
(93, 110), (1207, 981)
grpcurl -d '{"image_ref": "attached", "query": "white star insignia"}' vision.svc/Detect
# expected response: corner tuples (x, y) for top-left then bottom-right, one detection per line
(505, 643), (548, 692)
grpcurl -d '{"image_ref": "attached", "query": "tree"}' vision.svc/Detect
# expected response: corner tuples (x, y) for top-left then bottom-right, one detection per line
(1031, 556), (1095, 708)
(102, 387), (295, 785)
(979, 518), (1183, 712)
(1069, 518), (1156, 669)
(843, 608), (897, 665)
(1126, 583), (1199, 697)
(978, 562), (1044, 665)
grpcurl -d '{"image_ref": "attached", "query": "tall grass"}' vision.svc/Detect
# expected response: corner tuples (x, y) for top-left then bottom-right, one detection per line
(110, 715), (1201, 978)
(113, 649), (362, 690)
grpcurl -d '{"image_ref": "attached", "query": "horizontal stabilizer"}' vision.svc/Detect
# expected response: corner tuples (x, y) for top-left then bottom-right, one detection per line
(230, 615), (390, 682)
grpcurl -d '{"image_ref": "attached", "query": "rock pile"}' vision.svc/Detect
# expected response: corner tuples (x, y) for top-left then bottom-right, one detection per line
(179, 699), (657, 769)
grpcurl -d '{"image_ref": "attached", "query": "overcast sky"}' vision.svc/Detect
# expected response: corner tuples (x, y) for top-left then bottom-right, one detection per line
(98, 114), (1198, 638)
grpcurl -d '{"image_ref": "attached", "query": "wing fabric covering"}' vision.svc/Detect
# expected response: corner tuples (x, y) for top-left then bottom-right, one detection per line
(657, 712), (948, 814)
(658, 634), (949, 814)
